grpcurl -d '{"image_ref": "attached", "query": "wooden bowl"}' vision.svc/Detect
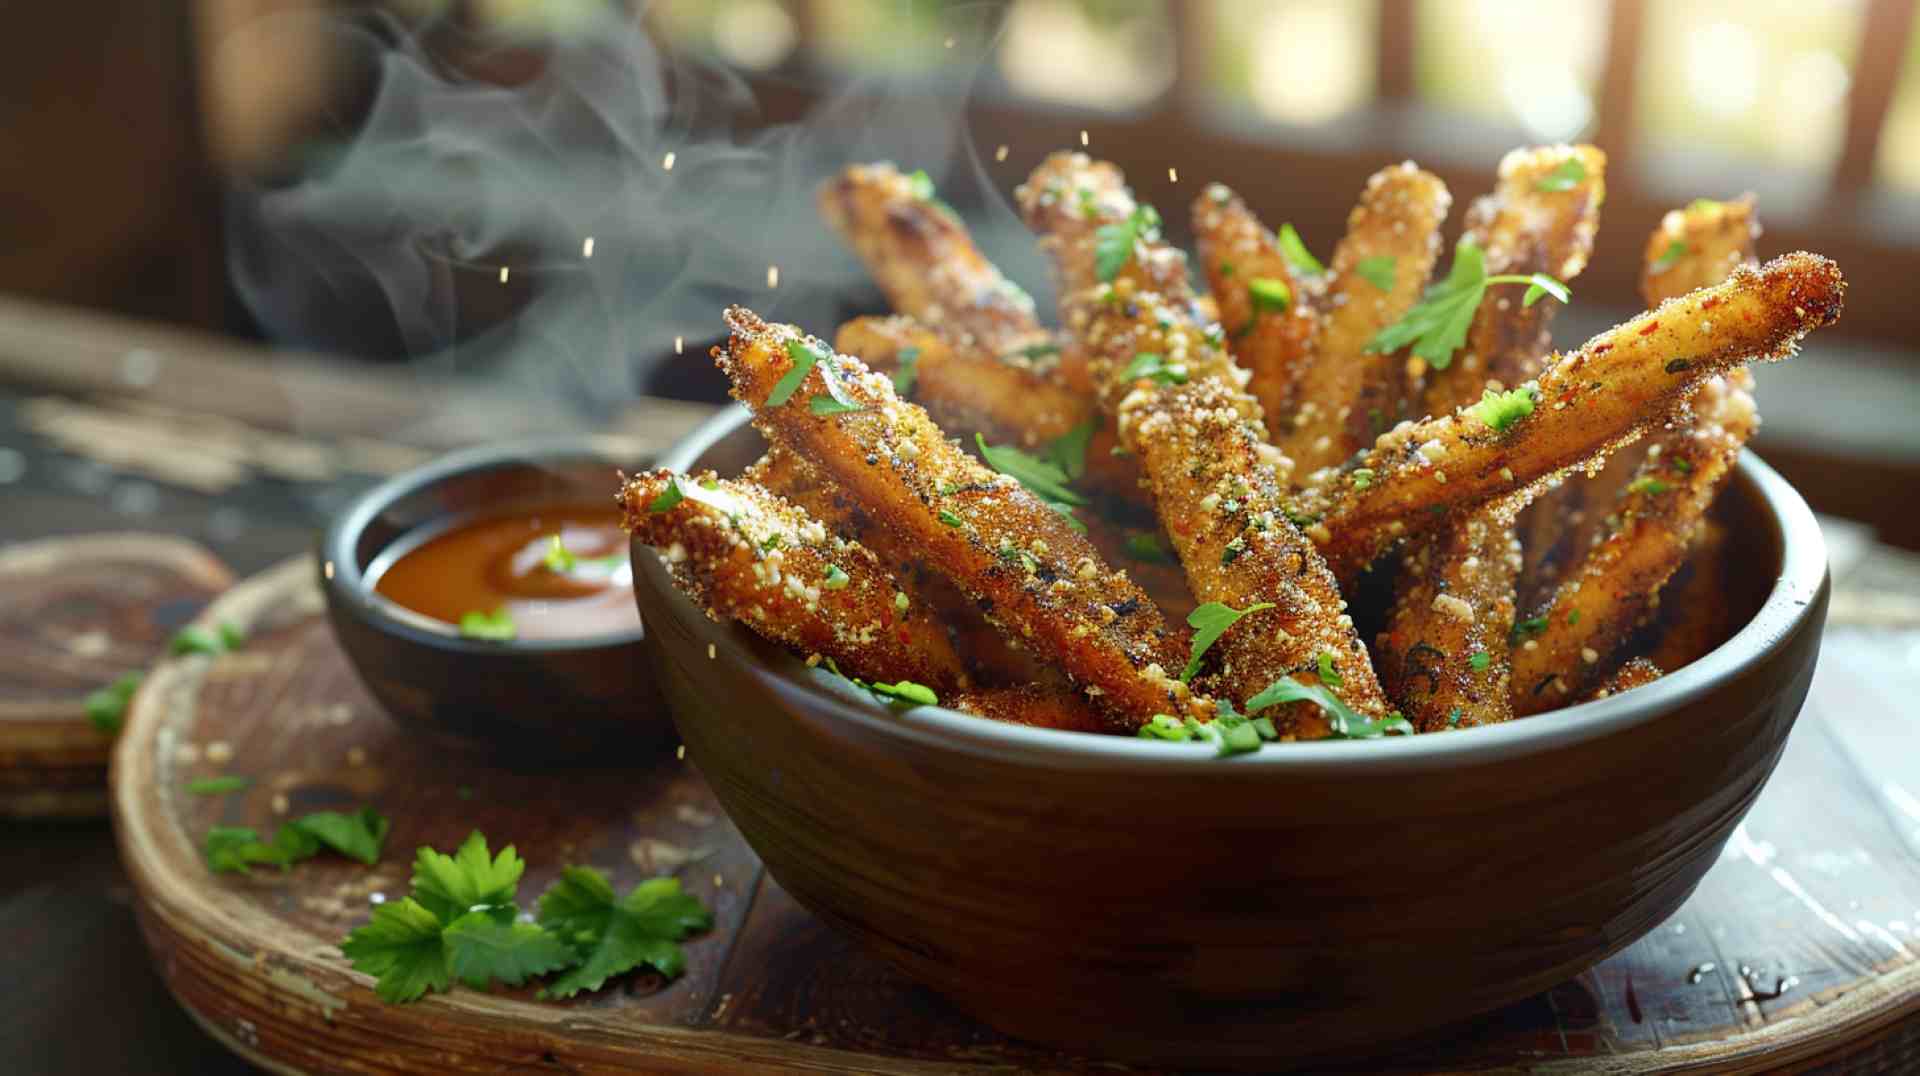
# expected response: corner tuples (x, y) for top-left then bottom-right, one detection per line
(632, 407), (1829, 1068)
(321, 436), (669, 759)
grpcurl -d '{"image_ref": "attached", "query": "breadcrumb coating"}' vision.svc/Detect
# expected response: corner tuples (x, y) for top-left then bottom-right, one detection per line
(1192, 183), (1323, 433)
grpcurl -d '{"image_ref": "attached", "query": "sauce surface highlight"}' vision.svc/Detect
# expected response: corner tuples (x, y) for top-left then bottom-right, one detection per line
(373, 505), (641, 640)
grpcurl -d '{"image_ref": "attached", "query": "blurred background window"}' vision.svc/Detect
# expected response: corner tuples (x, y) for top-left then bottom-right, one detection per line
(652, 0), (801, 71)
(1205, 0), (1378, 125)
(1876, 18), (1920, 188)
(1632, 0), (1861, 171)
(1414, 0), (1610, 143)
(996, 0), (1175, 110)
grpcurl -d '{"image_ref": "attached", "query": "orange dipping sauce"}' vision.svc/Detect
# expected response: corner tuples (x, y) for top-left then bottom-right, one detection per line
(372, 505), (641, 640)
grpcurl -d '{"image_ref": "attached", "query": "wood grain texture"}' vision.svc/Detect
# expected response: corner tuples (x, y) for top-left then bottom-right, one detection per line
(0, 532), (232, 817)
(110, 557), (1920, 1073)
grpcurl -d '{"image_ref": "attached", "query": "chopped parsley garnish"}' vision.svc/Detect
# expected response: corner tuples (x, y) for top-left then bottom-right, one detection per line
(864, 680), (938, 706)
(809, 395), (864, 416)
(1137, 709), (1278, 757)
(1278, 223), (1324, 276)
(767, 339), (824, 407)
(1567, 609), (1581, 625)
(1686, 198), (1722, 213)
(458, 608), (517, 641)
(1363, 236), (1570, 368)
(340, 832), (710, 1005)
(821, 564), (850, 590)
(1181, 601), (1275, 683)
(1093, 203), (1162, 283)
(171, 622), (246, 657)
(205, 806), (389, 875)
(892, 346), (921, 395)
(1651, 239), (1687, 274)
(1534, 157), (1588, 192)
(1244, 676), (1414, 739)
(1317, 651), (1343, 687)
(545, 535), (625, 575)
(1248, 277), (1291, 314)
(1350, 467), (1375, 490)
(1356, 255), (1398, 292)
(1447, 708), (1463, 728)
(1672, 458), (1693, 474)
(906, 169), (936, 201)
(1217, 261), (1235, 278)
(188, 775), (251, 795)
(938, 509), (964, 527)
(1219, 537), (1245, 565)
(1511, 616), (1549, 641)
(84, 672), (142, 735)
(1471, 386), (1538, 433)
(975, 433), (1088, 532)
(1002, 340), (1063, 365)
(1124, 532), (1174, 562)
(1628, 476), (1672, 495)
(1469, 651), (1491, 671)
(760, 533), (783, 551)
(647, 476), (685, 513)
(1119, 351), (1188, 385)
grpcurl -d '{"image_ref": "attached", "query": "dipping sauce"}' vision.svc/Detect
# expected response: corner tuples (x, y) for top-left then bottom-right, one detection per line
(373, 505), (641, 640)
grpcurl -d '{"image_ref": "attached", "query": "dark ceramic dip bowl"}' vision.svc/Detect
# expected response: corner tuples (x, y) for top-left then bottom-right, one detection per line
(321, 436), (668, 759)
(632, 406), (1828, 1068)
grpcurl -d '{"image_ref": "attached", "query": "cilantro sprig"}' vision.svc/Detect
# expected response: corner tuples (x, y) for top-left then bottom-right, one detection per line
(1363, 236), (1570, 369)
(340, 831), (713, 1005)
(975, 431), (1089, 532)
(1093, 204), (1162, 283)
(1181, 601), (1274, 682)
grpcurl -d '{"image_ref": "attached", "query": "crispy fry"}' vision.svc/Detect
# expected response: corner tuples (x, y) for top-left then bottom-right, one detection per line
(620, 468), (968, 691)
(745, 446), (1046, 687)
(1079, 513), (1197, 622)
(818, 162), (1041, 351)
(950, 685), (1112, 733)
(1015, 151), (1197, 302)
(1523, 195), (1761, 603)
(1588, 657), (1663, 701)
(1509, 376), (1757, 712)
(1280, 163), (1451, 475)
(717, 306), (1202, 727)
(1421, 145), (1606, 418)
(1293, 251), (1845, 581)
(833, 315), (1089, 448)
(1642, 522), (1732, 674)
(1376, 494), (1525, 732)
(1192, 183), (1322, 432)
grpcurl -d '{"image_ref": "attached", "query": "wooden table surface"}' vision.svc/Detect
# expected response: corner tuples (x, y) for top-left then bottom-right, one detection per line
(3, 295), (1919, 1073)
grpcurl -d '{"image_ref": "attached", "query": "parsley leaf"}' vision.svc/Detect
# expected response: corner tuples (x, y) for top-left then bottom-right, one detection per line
(1470, 386), (1538, 433)
(1244, 676), (1414, 739)
(1469, 651), (1492, 671)
(172, 623), (244, 657)
(292, 807), (392, 866)
(341, 897), (453, 1004)
(1248, 277), (1291, 314)
(1356, 255), (1397, 292)
(906, 169), (936, 201)
(1650, 239), (1687, 275)
(459, 607), (517, 641)
(1317, 651), (1343, 687)
(543, 534), (577, 572)
(1534, 157), (1587, 192)
(408, 831), (524, 926)
(1046, 417), (1096, 481)
(1182, 601), (1276, 683)
(537, 869), (715, 999)
(767, 339), (824, 407)
(1278, 223), (1324, 276)
(1124, 532), (1174, 563)
(1627, 476), (1672, 495)
(863, 680), (939, 706)
(84, 672), (142, 735)
(443, 912), (576, 991)
(1119, 352), (1188, 385)
(975, 433), (1087, 532)
(647, 476), (685, 514)
(1511, 615), (1549, 642)
(1092, 204), (1162, 283)
(809, 395), (864, 416)
(892, 346), (920, 395)
(1364, 236), (1569, 368)
(203, 807), (388, 875)
(187, 775), (250, 795)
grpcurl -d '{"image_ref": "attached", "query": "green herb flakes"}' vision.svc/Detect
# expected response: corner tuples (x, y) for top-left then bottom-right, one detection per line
(1182, 601), (1275, 683)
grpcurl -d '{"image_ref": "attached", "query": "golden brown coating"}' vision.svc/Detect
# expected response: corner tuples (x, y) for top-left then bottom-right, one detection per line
(1079, 512), (1197, 623)
(1509, 376), (1757, 713)
(1293, 251), (1845, 582)
(949, 685), (1112, 733)
(620, 468), (968, 691)
(1588, 657), (1664, 701)
(1014, 151), (1196, 302)
(1421, 145), (1606, 419)
(1524, 195), (1761, 604)
(1192, 183), (1322, 432)
(1642, 522), (1732, 674)
(1376, 494), (1525, 732)
(817, 162), (1040, 351)
(717, 306), (1202, 728)
(832, 314), (1090, 449)
(1280, 163), (1451, 475)
(745, 447), (1047, 688)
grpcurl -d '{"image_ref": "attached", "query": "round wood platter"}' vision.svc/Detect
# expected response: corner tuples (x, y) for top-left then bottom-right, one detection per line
(112, 557), (1920, 1073)
(1, 531), (232, 817)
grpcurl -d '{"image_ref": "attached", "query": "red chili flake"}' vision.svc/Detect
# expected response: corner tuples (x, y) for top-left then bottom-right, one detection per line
(1701, 296), (1721, 310)
(1590, 342), (1613, 354)
(897, 627), (912, 645)
(1638, 321), (1660, 337)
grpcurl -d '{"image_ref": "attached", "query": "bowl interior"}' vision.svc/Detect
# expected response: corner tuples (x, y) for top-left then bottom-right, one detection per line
(651, 405), (1822, 773)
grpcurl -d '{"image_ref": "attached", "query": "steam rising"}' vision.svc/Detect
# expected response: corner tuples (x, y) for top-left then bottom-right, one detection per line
(225, 3), (1033, 426)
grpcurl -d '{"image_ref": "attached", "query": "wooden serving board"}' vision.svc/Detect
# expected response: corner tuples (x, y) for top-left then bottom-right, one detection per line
(113, 558), (1920, 1073)
(1, 532), (232, 817)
